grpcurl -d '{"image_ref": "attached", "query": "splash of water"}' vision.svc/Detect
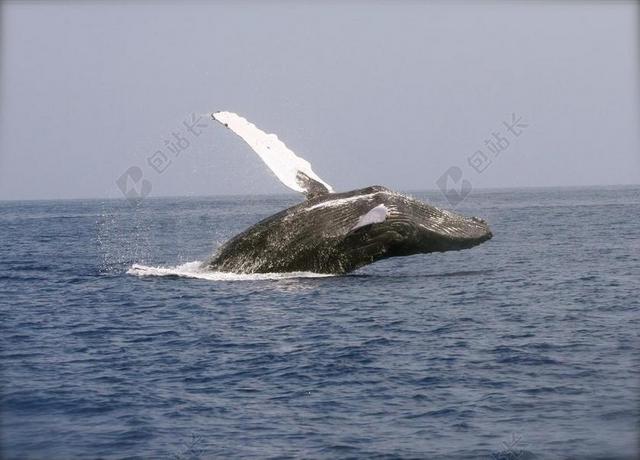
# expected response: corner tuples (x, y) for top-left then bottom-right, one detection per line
(127, 261), (334, 281)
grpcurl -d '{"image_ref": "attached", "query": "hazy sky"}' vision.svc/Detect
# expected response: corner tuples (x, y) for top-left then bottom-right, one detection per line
(0, 1), (638, 200)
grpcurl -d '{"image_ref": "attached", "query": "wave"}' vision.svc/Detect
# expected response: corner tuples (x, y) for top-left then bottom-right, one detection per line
(127, 261), (334, 281)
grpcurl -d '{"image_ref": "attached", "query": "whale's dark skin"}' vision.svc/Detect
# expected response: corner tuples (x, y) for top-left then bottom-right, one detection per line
(204, 185), (492, 274)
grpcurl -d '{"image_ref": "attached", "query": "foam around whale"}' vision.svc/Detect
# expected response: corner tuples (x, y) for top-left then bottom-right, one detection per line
(127, 262), (335, 281)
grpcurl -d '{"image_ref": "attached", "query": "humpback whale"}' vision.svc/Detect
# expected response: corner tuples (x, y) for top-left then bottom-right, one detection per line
(204, 112), (492, 274)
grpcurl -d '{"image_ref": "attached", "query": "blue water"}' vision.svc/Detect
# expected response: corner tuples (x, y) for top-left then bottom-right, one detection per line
(1, 186), (638, 459)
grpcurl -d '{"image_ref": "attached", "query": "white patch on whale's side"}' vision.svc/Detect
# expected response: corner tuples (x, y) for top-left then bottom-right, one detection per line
(351, 204), (390, 231)
(211, 111), (334, 195)
(304, 189), (397, 211)
(305, 193), (379, 211)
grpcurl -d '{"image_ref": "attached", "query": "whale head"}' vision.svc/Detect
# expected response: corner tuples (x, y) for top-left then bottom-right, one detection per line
(333, 186), (493, 271)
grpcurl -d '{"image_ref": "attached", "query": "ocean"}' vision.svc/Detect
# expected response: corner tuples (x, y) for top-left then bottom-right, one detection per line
(1, 186), (638, 459)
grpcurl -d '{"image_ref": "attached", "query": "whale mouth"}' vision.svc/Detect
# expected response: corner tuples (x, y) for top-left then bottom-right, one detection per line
(431, 217), (493, 247)
(373, 205), (493, 256)
(340, 209), (492, 265)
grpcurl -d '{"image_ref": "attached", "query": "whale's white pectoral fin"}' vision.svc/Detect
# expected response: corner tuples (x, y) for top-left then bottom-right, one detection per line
(211, 111), (334, 199)
(351, 204), (389, 231)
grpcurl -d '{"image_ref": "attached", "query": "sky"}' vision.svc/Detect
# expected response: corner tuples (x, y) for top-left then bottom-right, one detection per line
(0, 1), (638, 200)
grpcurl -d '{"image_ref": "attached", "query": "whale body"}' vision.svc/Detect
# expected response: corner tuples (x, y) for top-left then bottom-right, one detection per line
(204, 112), (492, 274)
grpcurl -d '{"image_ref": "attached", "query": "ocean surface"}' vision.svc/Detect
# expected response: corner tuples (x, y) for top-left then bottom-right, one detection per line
(1, 186), (638, 459)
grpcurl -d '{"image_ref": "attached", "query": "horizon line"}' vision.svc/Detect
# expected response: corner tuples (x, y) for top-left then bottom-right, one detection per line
(0, 182), (638, 203)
